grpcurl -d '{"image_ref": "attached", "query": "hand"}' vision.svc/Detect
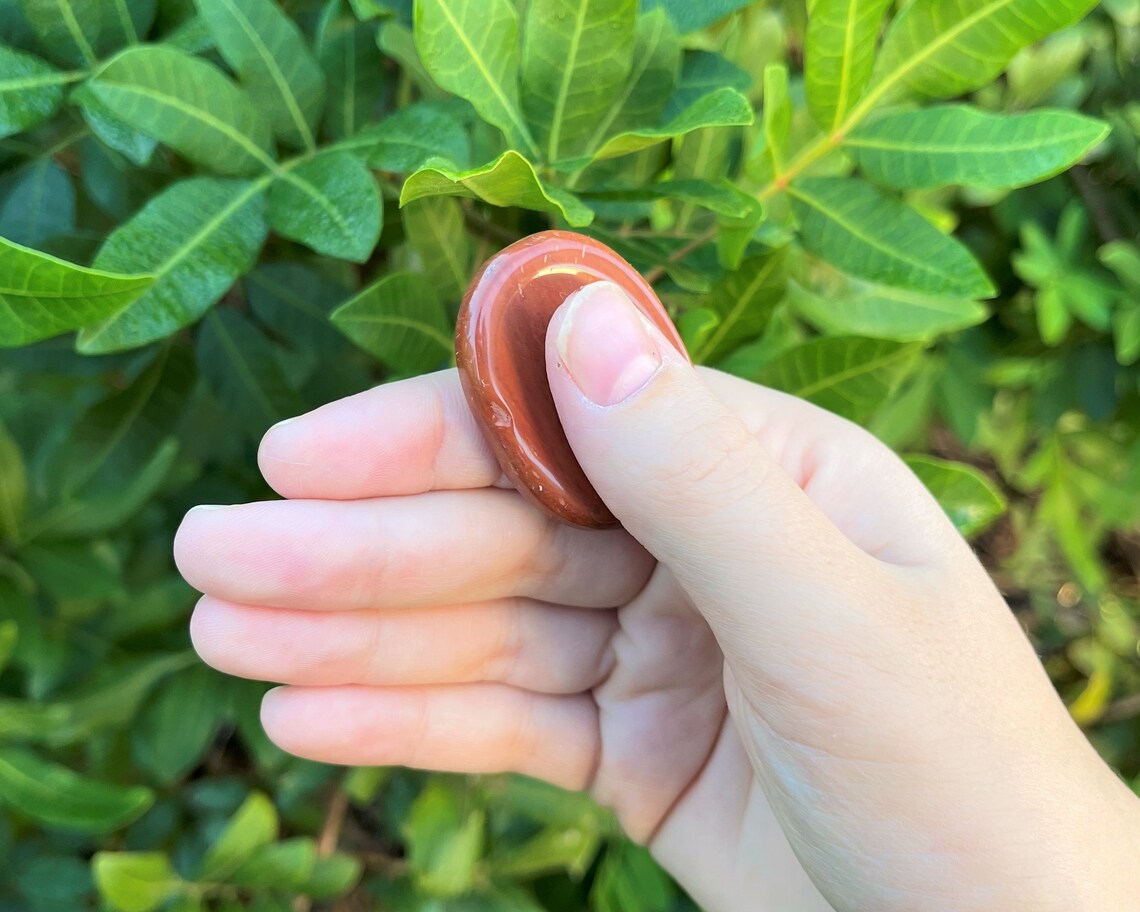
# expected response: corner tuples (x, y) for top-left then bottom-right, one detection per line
(175, 282), (1140, 912)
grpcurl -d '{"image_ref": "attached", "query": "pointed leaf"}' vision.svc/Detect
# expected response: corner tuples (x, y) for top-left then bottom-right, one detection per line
(0, 236), (153, 348)
(805, 0), (892, 130)
(197, 309), (305, 431)
(847, 105), (1111, 190)
(72, 86), (158, 165)
(521, 0), (637, 162)
(331, 271), (452, 372)
(403, 196), (472, 301)
(404, 780), (484, 897)
(401, 150), (593, 226)
(903, 455), (1007, 538)
(301, 853), (363, 899)
(0, 420), (26, 543)
(93, 853), (180, 912)
(0, 157), (75, 247)
(196, 0), (326, 149)
(79, 178), (268, 353)
(789, 276), (988, 342)
(583, 9), (679, 154)
(355, 101), (470, 172)
(18, 0), (103, 65)
(761, 63), (791, 172)
(83, 46), (274, 176)
(414, 0), (538, 157)
(269, 152), (381, 262)
(789, 177), (995, 299)
(753, 336), (921, 424)
(588, 87), (753, 163)
(693, 250), (787, 364)
(319, 18), (386, 139)
(201, 792), (278, 880)
(0, 747), (153, 832)
(131, 666), (227, 784)
(228, 839), (318, 889)
(245, 262), (351, 354)
(0, 45), (71, 139)
(870, 0), (1099, 105)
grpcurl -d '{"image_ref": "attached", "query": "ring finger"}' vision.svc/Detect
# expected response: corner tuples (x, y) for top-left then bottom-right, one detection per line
(191, 595), (618, 694)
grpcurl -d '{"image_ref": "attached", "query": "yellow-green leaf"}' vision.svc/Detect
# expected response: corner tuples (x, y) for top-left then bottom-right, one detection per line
(805, 0), (892, 130)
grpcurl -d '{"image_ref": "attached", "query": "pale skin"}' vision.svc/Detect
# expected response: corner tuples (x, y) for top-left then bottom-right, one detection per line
(175, 282), (1140, 911)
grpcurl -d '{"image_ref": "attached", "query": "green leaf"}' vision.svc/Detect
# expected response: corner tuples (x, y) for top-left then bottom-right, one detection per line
(93, 853), (181, 912)
(585, 179), (762, 220)
(73, 86), (159, 166)
(0, 420), (26, 543)
(401, 150), (593, 226)
(663, 50), (750, 121)
(588, 87), (753, 163)
(789, 177), (995, 299)
(20, 540), (121, 600)
(788, 275), (989, 342)
(269, 152), (381, 262)
(79, 177), (268, 353)
(197, 309), (305, 431)
(196, 0), (326, 150)
(319, 17), (386, 139)
(591, 840), (674, 912)
(301, 853), (363, 899)
(761, 63), (791, 173)
(83, 45), (275, 176)
(201, 792), (279, 880)
(753, 336), (922, 424)
(903, 455), (1007, 538)
(639, 0), (754, 33)
(131, 666), (227, 784)
(847, 105), (1111, 190)
(414, 0), (538, 157)
(403, 196), (472, 302)
(19, 0), (102, 65)
(869, 0), (1099, 106)
(0, 45), (71, 139)
(582, 9), (679, 154)
(245, 261), (351, 355)
(804, 0), (892, 131)
(0, 747), (153, 832)
(520, 0), (637, 163)
(356, 100), (471, 172)
(693, 250), (787, 364)
(228, 838), (318, 889)
(330, 271), (452, 372)
(404, 780), (484, 898)
(0, 620), (15, 676)
(0, 157), (75, 248)
(0, 236), (154, 348)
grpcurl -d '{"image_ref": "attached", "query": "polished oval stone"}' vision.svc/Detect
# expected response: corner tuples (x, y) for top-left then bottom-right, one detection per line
(457, 230), (688, 529)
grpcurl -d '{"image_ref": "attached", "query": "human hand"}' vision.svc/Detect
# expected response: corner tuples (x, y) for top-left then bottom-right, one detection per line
(175, 282), (1140, 911)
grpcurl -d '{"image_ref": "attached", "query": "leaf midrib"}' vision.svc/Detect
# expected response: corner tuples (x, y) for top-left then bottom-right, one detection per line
(789, 344), (915, 399)
(546, 0), (591, 162)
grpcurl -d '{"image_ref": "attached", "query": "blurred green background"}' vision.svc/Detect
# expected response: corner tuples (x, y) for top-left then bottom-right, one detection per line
(1, 0), (1138, 909)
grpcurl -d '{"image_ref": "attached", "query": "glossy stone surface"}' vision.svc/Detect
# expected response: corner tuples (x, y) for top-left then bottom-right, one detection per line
(457, 230), (688, 529)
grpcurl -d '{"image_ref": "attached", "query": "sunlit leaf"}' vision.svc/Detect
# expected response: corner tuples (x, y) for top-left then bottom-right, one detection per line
(414, 0), (538, 156)
(401, 150), (593, 226)
(753, 335), (922, 423)
(789, 177), (995, 299)
(520, 0), (637, 162)
(402, 196), (472, 302)
(0, 236), (154, 348)
(693, 250), (787, 364)
(847, 105), (1110, 189)
(904, 455), (1007, 537)
(201, 792), (278, 880)
(355, 100), (470, 172)
(93, 853), (180, 912)
(805, 0), (892, 130)
(639, 0), (754, 33)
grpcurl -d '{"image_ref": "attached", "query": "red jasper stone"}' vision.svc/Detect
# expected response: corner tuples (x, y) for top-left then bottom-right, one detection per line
(456, 230), (688, 530)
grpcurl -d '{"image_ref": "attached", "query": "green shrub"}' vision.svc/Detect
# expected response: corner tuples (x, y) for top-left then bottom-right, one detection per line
(0, 0), (1138, 909)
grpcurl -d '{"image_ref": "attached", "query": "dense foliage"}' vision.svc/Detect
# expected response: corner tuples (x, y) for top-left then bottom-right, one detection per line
(0, 0), (1138, 909)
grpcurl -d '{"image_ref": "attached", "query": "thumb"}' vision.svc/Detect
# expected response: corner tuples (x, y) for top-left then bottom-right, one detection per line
(545, 281), (882, 671)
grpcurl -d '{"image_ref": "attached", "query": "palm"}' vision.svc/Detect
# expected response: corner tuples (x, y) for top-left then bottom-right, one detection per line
(176, 369), (883, 911)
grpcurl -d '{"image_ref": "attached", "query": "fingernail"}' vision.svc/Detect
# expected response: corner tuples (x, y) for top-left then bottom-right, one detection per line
(268, 415), (301, 433)
(556, 281), (663, 406)
(189, 504), (231, 512)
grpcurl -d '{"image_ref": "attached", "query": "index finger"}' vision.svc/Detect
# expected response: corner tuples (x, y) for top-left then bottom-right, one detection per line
(258, 370), (502, 500)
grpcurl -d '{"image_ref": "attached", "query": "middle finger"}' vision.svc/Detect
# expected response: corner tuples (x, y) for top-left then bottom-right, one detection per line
(174, 489), (653, 611)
